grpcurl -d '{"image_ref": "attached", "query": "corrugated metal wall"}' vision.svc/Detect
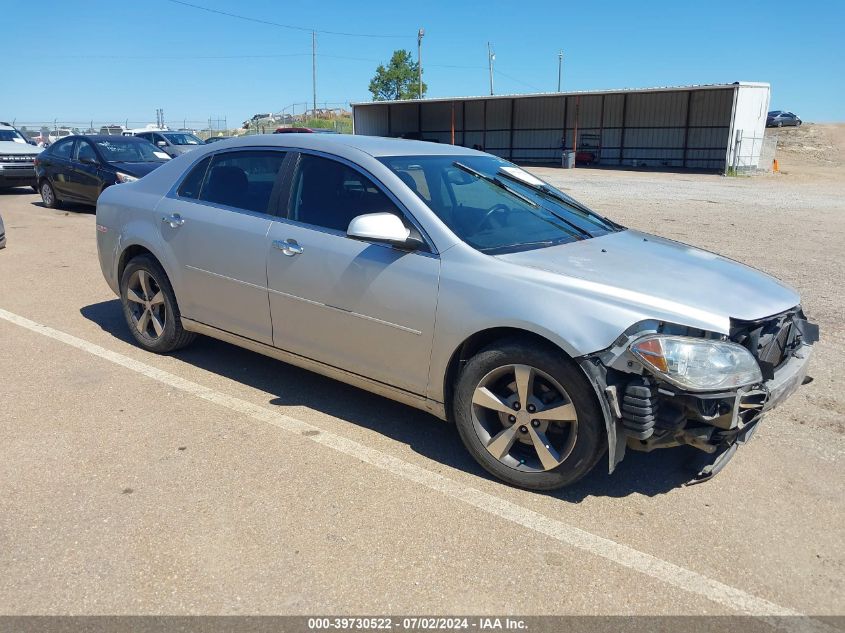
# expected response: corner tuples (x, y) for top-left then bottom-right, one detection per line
(353, 87), (738, 170)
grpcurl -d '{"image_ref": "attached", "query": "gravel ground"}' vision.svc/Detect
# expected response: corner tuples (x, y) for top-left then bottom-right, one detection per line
(531, 124), (845, 437)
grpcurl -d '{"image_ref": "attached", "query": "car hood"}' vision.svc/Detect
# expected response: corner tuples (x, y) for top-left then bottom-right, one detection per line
(111, 161), (168, 177)
(169, 145), (201, 154)
(0, 141), (41, 156)
(495, 229), (799, 327)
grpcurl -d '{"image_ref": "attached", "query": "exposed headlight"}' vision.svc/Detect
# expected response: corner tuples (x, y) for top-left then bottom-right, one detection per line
(115, 172), (138, 183)
(630, 335), (762, 392)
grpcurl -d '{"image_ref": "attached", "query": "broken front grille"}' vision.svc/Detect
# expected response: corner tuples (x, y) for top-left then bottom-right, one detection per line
(730, 309), (800, 378)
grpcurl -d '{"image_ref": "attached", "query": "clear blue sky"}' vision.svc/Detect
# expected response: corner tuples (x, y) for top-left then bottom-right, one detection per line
(5, 0), (844, 125)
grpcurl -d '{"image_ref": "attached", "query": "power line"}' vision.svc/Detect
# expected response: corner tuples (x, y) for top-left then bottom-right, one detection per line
(494, 69), (544, 93)
(167, 0), (410, 39)
(27, 53), (313, 60)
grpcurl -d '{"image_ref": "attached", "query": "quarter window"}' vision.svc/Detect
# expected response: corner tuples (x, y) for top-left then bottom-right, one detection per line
(198, 151), (286, 213)
(177, 156), (211, 199)
(288, 154), (400, 232)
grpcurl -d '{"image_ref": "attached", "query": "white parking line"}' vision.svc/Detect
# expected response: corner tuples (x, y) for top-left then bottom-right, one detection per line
(0, 307), (831, 632)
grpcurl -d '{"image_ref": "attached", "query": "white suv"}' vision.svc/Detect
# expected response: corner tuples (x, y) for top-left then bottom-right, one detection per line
(0, 122), (42, 190)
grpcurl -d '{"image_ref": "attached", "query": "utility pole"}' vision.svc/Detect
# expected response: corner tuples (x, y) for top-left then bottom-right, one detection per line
(311, 30), (317, 118)
(557, 51), (563, 92)
(417, 28), (425, 99)
(487, 42), (495, 96)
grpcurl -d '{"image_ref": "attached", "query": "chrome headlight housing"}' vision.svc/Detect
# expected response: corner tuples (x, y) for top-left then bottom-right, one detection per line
(630, 335), (762, 392)
(115, 172), (138, 183)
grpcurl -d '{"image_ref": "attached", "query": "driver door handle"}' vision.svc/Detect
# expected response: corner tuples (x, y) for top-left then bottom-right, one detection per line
(273, 239), (304, 257)
(161, 213), (184, 228)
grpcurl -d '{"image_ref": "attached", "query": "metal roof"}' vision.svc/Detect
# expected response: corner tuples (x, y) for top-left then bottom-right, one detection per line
(351, 82), (770, 107)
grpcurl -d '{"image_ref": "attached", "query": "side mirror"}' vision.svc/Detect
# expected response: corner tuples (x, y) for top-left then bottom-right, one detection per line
(347, 212), (423, 250)
(156, 140), (167, 147)
(80, 156), (97, 165)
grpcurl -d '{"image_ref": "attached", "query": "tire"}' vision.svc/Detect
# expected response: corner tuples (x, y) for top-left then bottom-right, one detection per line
(119, 254), (196, 353)
(777, 121), (783, 128)
(453, 338), (606, 490)
(40, 179), (61, 209)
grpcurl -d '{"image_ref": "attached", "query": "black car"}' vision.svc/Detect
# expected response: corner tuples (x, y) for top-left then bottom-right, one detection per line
(767, 111), (802, 127)
(34, 135), (170, 208)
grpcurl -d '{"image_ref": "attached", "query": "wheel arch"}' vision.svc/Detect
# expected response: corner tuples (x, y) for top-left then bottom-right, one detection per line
(440, 325), (619, 475)
(441, 326), (580, 422)
(117, 243), (164, 286)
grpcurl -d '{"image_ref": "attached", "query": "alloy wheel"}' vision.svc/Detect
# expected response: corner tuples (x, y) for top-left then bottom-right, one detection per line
(125, 269), (166, 339)
(471, 364), (578, 473)
(40, 182), (54, 206)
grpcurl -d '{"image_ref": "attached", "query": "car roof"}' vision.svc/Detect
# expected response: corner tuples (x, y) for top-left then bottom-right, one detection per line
(214, 133), (480, 158)
(72, 134), (150, 142)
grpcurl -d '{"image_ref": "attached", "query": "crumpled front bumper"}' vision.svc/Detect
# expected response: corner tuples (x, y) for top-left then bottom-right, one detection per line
(590, 325), (817, 483)
(761, 343), (813, 413)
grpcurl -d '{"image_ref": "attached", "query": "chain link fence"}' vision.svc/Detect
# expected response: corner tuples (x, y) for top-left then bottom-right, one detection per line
(728, 129), (779, 174)
(10, 120), (235, 142)
(10, 112), (352, 144)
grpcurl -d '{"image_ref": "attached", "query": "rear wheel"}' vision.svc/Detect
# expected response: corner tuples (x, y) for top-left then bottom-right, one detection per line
(40, 180), (61, 209)
(453, 339), (606, 490)
(120, 255), (196, 353)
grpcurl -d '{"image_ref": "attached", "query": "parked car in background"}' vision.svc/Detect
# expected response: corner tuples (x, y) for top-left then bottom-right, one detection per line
(0, 122), (42, 190)
(273, 127), (338, 134)
(133, 130), (203, 157)
(204, 136), (234, 144)
(767, 111), (802, 127)
(99, 125), (127, 136)
(95, 135), (817, 490)
(48, 128), (75, 144)
(35, 135), (170, 208)
(0, 212), (6, 249)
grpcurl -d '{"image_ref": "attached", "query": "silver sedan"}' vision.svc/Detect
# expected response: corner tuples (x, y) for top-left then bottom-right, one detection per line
(95, 135), (817, 490)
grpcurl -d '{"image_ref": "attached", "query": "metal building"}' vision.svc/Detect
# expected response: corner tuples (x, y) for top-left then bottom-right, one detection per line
(352, 82), (770, 171)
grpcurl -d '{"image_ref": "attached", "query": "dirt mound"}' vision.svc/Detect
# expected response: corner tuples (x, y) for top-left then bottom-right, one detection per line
(772, 123), (844, 166)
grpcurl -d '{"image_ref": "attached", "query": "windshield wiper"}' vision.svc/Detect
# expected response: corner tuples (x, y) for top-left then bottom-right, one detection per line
(454, 161), (594, 240)
(453, 162), (539, 208)
(496, 169), (622, 230)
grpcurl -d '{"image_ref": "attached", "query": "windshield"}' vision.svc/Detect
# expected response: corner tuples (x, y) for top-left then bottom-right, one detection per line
(378, 155), (621, 254)
(163, 133), (202, 146)
(94, 139), (170, 163)
(0, 129), (28, 143)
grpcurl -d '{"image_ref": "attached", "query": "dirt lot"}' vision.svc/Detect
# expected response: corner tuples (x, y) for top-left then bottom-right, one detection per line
(0, 126), (842, 625)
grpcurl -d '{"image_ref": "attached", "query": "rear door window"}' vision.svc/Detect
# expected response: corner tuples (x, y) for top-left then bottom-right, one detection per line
(198, 151), (287, 213)
(52, 139), (74, 160)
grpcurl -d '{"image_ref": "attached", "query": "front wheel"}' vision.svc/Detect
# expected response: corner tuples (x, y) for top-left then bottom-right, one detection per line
(453, 339), (606, 490)
(119, 255), (196, 353)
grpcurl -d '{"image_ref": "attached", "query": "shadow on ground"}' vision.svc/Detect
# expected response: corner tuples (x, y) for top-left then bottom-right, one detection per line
(0, 184), (94, 213)
(81, 299), (700, 502)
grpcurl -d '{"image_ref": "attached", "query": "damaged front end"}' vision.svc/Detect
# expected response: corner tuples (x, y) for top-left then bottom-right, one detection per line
(582, 307), (819, 484)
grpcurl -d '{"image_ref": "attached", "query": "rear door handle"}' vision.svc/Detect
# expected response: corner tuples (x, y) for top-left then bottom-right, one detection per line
(273, 239), (303, 256)
(161, 213), (184, 228)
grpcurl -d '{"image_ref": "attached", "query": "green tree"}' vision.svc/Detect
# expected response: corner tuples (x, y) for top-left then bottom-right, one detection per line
(368, 50), (426, 101)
